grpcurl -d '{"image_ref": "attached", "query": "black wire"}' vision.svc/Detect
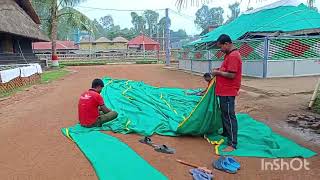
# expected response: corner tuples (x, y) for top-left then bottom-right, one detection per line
(77, 6), (166, 12)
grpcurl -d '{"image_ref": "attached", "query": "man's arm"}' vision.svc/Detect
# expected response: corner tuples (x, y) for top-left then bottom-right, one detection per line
(100, 104), (111, 113)
(212, 70), (236, 79)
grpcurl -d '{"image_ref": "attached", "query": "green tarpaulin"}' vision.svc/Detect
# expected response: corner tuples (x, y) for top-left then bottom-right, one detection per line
(61, 128), (168, 180)
(192, 4), (320, 45)
(62, 77), (316, 180)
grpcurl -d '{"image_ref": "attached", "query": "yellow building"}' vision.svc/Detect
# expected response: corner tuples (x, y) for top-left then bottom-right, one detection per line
(111, 37), (128, 49)
(79, 38), (94, 50)
(94, 37), (112, 50)
(79, 36), (129, 51)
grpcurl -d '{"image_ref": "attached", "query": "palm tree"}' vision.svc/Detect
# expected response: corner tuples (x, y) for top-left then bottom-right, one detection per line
(33, 0), (90, 66)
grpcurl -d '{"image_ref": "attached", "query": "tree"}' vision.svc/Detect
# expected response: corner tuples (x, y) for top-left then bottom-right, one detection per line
(92, 19), (108, 39)
(157, 17), (171, 50)
(158, 17), (171, 33)
(32, 0), (89, 66)
(119, 28), (137, 40)
(170, 29), (188, 43)
(157, 17), (171, 38)
(99, 15), (114, 30)
(194, 5), (224, 30)
(225, 2), (240, 24)
(209, 7), (224, 25)
(106, 25), (121, 40)
(59, 7), (95, 40)
(131, 12), (146, 35)
(143, 10), (159, 37)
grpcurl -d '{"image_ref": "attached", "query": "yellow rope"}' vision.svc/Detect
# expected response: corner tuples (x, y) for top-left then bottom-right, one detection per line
(178, 78), (216, 127)
(65, 128), (74, 142)
(160, 93), (179, 115)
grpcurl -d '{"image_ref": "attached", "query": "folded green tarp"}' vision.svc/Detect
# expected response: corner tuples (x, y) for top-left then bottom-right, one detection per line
(61, 127), (168, 180)
(62, 77), (316, 179)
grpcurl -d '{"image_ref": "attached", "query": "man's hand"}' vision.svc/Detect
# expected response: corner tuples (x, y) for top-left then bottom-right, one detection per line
(197, 92), (204, 96)
(212, 69), (236, 79)
(100, 104), (111, 113)
(211, 69), (221, 76)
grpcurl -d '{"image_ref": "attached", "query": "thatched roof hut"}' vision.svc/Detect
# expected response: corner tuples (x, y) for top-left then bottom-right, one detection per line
(95, 37), (112, 43)
(0, 0), (49, 41)
(113, 36), (128, 43)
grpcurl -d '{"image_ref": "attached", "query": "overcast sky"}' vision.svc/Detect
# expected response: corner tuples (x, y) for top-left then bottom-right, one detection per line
(76, 0), (320, 35)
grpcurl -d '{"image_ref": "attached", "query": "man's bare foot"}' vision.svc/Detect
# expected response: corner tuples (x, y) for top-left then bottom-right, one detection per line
(223, 146), (235, 152)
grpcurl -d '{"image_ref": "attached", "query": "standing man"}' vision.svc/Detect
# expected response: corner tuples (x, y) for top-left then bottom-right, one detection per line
(78, 79), (118, 128)
(212, 34), (242, 152)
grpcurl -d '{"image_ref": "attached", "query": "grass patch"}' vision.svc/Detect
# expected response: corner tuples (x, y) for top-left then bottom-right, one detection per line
(313, 93), (320, 114)
(0, 85), (32, 98)
(55, 59), (160, 66)
(0, 68), (69, 98)
(136, 60), (158, 64)
(41, 68), (70, 83)
(60, 61), (107, 66)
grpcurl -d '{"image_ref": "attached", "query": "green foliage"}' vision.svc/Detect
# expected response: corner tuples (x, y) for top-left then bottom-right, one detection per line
(32, 2), (188, 43)
(131, 12), (146, 35)
(226, 2), (240, 24)
(92, 19), (108, 38)
(194, 5), (224, 30)
(135, 60), (158, 64)
(100, 15), (114, 30)
(57, 7), (95, 40)
(143, 10), (160, 36)
(32, 0), (93, 40)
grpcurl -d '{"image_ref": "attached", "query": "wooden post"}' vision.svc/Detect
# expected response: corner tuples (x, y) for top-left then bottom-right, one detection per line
(308, 78), (320, 109)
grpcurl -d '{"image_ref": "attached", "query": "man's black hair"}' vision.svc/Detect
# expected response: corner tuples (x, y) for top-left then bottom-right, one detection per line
(203, 73), (212, 78)
(92, 79), (104, 88)
(217, 34), (232, 44)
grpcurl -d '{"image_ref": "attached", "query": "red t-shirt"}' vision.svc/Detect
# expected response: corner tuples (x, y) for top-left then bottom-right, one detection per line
(78, 89), (105, 126)
(216, 50), (242, 96)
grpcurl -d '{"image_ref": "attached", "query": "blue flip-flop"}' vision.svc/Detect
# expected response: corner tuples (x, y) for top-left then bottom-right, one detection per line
(189, 168), (213, 180)
(224, 156), (240, 170)
(213, 157), (237, 174)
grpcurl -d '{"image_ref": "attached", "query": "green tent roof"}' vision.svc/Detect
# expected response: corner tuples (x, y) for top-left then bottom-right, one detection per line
(195, 4), (320, 44)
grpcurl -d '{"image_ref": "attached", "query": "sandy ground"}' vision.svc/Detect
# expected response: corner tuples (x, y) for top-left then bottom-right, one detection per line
(0, 64), (319, 180)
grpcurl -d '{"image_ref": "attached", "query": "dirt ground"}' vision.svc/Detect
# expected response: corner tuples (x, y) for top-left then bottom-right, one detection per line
(0, 64), (319, 180)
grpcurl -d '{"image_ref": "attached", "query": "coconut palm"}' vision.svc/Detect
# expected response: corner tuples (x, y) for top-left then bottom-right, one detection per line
(32, 0), (92, 66)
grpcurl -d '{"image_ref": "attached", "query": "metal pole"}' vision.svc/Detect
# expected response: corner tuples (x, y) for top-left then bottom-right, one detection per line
(293, 60), (296, 77)
(263, 37), (269, 78)
(143, 33), (145, 61)
(162, 28), (165, 51)
(165, 8), (170, 66)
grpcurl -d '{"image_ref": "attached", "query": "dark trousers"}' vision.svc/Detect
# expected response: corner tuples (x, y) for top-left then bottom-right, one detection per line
(83, 111), (118, 128)
(219, 96), (238, 148)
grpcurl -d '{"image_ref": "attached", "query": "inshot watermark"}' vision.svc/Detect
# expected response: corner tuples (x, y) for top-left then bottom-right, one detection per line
(261, 158), (310, 171)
